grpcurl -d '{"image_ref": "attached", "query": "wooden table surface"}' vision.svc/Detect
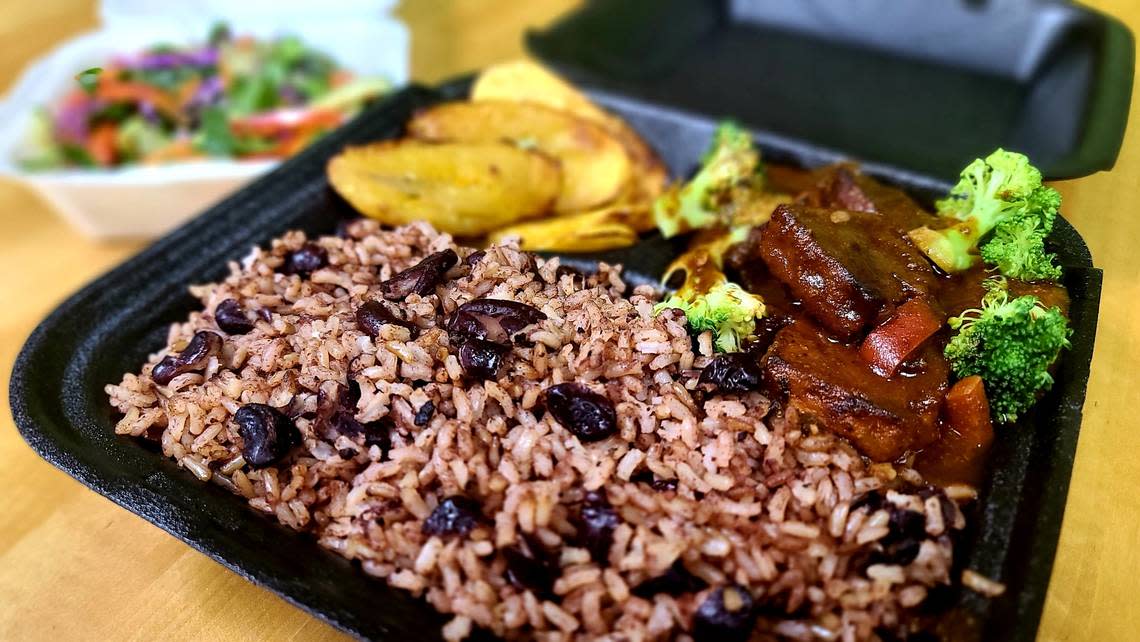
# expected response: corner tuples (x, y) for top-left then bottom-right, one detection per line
(0, 1), (1136, 640)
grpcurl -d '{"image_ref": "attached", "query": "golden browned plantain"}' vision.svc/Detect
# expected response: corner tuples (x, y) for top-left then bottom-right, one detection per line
(488, 205), (642, 252)
(472, 60), (668, 204)
(326, 140), (561, 237)
(611, 123), (669, 204)
(408, 100), (632, 212)
(588, 199), (654, 233)
(471, 59), (612, 124)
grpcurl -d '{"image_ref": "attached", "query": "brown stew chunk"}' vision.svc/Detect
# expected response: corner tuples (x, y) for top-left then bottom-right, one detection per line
(759, 204), (937, 340)
(797, 164), (938, 231)
(760, 320), (947, 461)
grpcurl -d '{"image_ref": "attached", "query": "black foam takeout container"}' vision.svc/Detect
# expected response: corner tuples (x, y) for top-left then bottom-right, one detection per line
(527, 0), (1135, 181)
(10, 78), (1101, 641)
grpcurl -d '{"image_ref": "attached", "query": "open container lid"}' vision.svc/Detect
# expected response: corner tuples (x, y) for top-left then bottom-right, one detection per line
(527, 0), (1134, 181)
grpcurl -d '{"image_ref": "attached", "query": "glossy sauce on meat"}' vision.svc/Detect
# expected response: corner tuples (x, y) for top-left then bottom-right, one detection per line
(734, 164), (1068, 483)
(761, 319), (946, 461)
(759, 204), (938, 339)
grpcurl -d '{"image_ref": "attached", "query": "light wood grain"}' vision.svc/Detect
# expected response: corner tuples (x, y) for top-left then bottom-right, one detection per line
(0, 1), (1136, 641)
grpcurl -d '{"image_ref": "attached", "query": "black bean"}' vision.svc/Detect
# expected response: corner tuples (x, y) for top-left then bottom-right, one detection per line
(281, 242), (328, 277)
(447, 299), (547, 344)
(150, 356), (180, 386)
(870, 507), (927, 566)
(457, 338), (508, 380)
(414, 400), (435, 427)
(347, 378), (363, 406)
(886, 508), (927, 543)
(214, 299), (254, 335)
(698, 353), (764, 393)
(543, 383), (617, 442)
(234, 403), (299, 468)
(464, 250), (485, 268)
(851, 490), (885, 514)
(150, 331), (223, 385)
(422, 495), (483, 538)
(355, 300), (416, 338)
(631, 470), (679, 492)
(555, 265), (583, 279)
(338, 447), (357, 460)
(880, 537), (921, 566)
(577, 490), (620, 564)
(380, 249), (457, 300)
(554, 265), (588, 288)
(315, 383), (357, 439)
(940, 495), (960, 528)
(632, 560), (708, 598)
(503, 536), (557, 598)
(848, 548), (881, 575)
(692, 585), (756, 642)
(329, 412), (366, 439)
(257, 307), (273, 323)
(181, 331), (223, 369)
(751, 591), (810, 619)
(362, 418), (392, 454)
(314, 382), (392, 458)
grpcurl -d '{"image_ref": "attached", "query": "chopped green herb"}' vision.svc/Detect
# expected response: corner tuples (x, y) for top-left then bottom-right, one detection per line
(60, 144), (96, 167)
(194, 106), (237, 156)
(75, 67), (103, 94)
(90, 102), (134, 124)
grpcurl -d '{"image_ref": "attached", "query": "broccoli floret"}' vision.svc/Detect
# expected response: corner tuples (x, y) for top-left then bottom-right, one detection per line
(653, 121), (763, 238)
(908, 149), (1061, 279)
(978, 189), (1062, 281)
(944, 278), (1071, 422)
(655, 280), (765, 352)
(654, 241), (765, 354)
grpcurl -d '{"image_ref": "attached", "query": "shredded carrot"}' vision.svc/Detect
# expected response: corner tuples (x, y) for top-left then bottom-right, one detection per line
(85, 123), (119, 166)
(177, 77), (202, 109)
(96, 77), (181, 121)
(142, 139), (200, 164)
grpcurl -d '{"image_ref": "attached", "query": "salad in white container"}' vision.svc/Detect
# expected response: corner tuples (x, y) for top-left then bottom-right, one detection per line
(0, 3), (407, 238)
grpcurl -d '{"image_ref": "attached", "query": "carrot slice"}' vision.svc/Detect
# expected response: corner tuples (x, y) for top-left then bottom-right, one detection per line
(944, 375), (994, 444)
(916, 376), (995, 486)
(85, 123), (119, 166)
(142, 139), (200, 164)
(859, 297), (943, 376)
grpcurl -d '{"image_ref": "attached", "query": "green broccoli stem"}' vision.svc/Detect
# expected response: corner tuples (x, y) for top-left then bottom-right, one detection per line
(907, 223), (981, 272)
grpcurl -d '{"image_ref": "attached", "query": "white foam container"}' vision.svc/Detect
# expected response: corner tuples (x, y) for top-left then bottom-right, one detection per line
(0, 1), (408, 239)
